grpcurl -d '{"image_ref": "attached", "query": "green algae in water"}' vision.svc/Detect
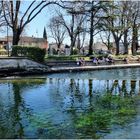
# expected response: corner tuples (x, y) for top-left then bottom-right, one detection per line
(75, 93), (138, 138)
(1, 78), (140, 139)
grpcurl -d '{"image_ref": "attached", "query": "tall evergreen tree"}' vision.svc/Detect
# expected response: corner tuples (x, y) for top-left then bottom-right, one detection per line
(43, 27), (47, 40)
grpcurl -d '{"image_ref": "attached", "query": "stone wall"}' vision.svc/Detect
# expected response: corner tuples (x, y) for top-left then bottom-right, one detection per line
(0, 57), (48, 77)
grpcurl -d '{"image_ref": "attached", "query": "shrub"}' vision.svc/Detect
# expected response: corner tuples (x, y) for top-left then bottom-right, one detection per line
(52, 48), (58, 55)
(11, 46), (46, 62)
(89, 54), (108, 60)
(73, 48), (78, 55)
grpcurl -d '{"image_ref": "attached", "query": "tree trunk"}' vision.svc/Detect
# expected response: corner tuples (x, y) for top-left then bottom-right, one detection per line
(113, 33), (120, 55)
(115, 40), (120, 55)
(132, 25), (138, 55)
(88, 10), (94, 55)
(70, 35), (77, 55)
(70, 14), (75, 55)
(57, 43), (61, 55)
(123, 30), (128, 54)
(77, 34), (81, 54)
(70, 40), (75, 55)
(12, 28), (22, 45)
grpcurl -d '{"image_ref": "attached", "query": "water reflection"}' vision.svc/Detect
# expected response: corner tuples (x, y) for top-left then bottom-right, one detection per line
(48, 68), (140, 80)
(0, 79), (46, 138)
(0, 78), (140, 138)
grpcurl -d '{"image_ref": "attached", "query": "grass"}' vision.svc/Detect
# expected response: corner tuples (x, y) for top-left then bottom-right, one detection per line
(45, 54), (109, 61)
(45, 54), (140, 63)
(113, 54), (140, 59)
(45, 55), (90, 61)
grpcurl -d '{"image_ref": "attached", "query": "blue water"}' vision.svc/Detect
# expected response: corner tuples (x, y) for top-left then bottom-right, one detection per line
(47, 68), (140, 80)
(0, 68), (140, 138)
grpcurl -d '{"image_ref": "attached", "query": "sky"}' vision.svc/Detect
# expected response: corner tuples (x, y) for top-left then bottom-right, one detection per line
(22, 1), (73, 45)
(21, 1), (60, 43)
(0, 1), (100, 45)
(0, 1), (70, 44)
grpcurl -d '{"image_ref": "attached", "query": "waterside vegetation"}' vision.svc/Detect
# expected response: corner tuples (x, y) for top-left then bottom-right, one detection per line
(75, 93), (139, 138)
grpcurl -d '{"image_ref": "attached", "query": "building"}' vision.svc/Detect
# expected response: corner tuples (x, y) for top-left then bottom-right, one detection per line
(19, 36), (48, 50)
(0, 36), (49, 55)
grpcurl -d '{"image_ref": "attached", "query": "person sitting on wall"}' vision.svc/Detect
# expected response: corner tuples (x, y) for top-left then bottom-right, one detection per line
(77, 58), (84, 66)
(105, 57), (110, 64)
(76, 58), (81, 66)
(81, 58), (85, 66)
(92, 57), (98, 65)
(103, 57), (106, 63)
(98, 57), (104, 64)
(123, 57), (129, 64)
(108, 56), (115, 64)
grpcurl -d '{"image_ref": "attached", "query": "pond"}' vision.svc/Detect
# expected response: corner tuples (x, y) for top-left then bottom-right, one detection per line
(1, 68), (140, 138)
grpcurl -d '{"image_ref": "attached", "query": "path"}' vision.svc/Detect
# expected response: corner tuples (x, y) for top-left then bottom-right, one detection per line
(48, 63), (140, 73)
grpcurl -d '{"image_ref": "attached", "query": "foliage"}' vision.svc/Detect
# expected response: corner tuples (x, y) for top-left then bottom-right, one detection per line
(75, 93), (138, 138)
(52, 48), (58, 55)
(73, 48), (78, 55)
(45, 54), (114, 61)
(89, 54), (108, 59)
(136, 52), (140, 55)
(113, 55), (140, 60)
(11, 46), (46, 62)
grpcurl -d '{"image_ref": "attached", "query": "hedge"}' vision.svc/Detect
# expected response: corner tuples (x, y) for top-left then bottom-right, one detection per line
(11, 46), (46, 62)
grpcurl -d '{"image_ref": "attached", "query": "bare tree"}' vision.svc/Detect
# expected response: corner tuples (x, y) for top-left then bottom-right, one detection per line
(75, 18), (87, 54)
(56, 1), (87, 55)
(0, 3), (6, 32)
(48, 16), (66, 54)
(129, 1), (140, 54)
(120, 1), (132, 54)
(99, 30), (113, 51)
(85, 1), (103, 55)
(76, 28), (87, 54)
(101, 1), (132, 55)
(1, 0), (62, 45)
(101, 1), (131, 55)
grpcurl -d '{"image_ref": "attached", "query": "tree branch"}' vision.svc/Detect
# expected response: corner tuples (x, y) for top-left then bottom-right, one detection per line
(20, 0), (36, 27)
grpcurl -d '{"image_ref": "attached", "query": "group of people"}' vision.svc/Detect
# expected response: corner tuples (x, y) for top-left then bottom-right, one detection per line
(92, 56), (114, 65)
(76, 56), (114, 66)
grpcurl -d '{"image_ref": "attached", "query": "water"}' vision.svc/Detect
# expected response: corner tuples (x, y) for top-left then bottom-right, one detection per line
(47, 68), (140, 80)
(1, 68), (140, 138)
